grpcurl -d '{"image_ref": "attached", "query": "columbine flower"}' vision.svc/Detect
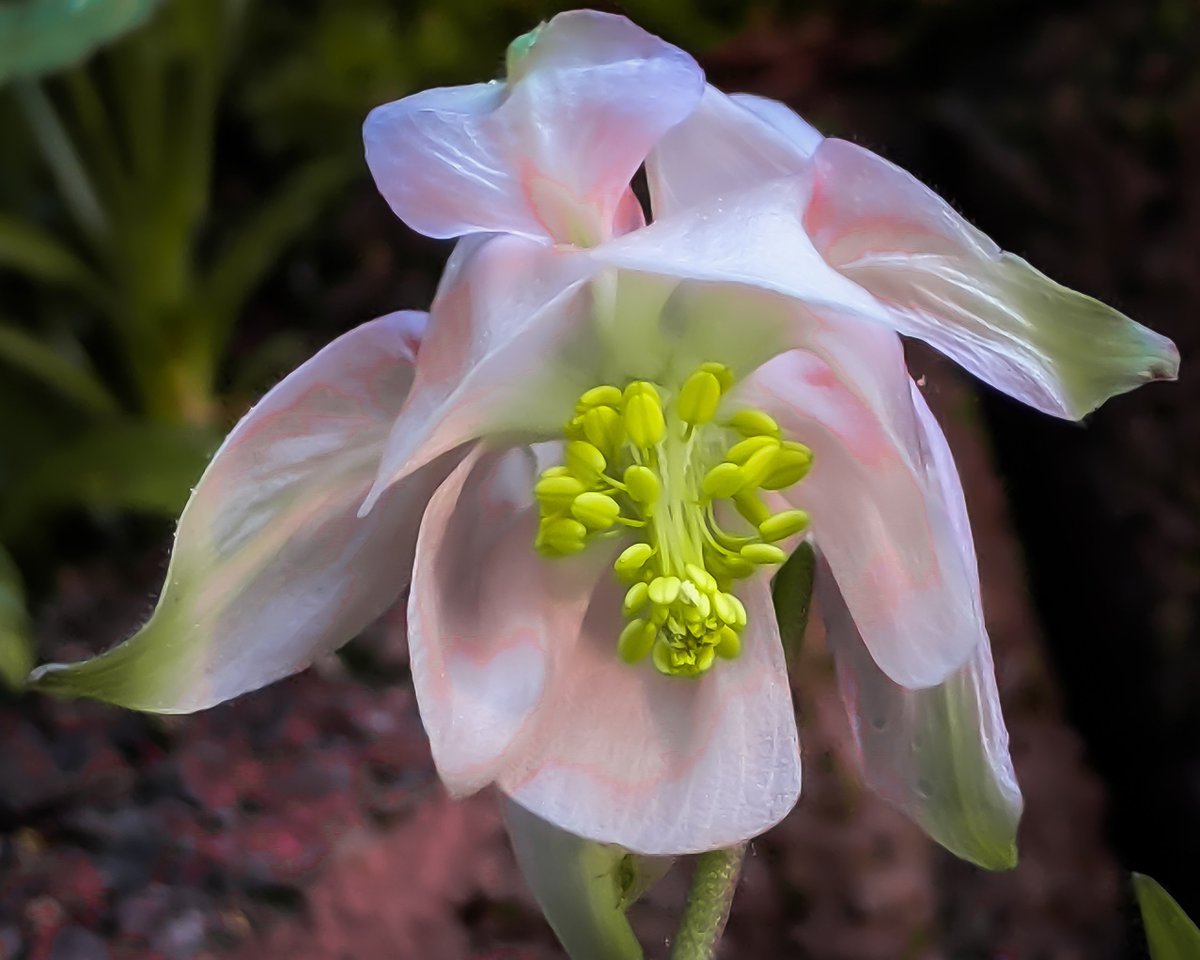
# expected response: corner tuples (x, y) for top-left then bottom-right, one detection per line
(32, 10), (1177, 868)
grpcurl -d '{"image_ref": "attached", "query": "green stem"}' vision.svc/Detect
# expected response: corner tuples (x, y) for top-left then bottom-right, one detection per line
(670, 844), (746, 960)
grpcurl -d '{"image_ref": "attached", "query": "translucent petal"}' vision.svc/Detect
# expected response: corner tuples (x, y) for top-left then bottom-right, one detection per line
(364, 10), (703, 243)
(500, 576), (801, 856)
(805, 138), (1180, 418)
(648, 91), (1177, 418)
(361, 234), (599, 513)
(818, 382), (1021, 870)
(407, 444), (609, 794)
(31, 312), (449, 712)
(647, 86), (821, 218)
(739, 332), (983, 689)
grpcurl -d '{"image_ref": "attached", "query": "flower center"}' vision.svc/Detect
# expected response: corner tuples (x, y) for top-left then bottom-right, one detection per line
(534, 363), (813, 678)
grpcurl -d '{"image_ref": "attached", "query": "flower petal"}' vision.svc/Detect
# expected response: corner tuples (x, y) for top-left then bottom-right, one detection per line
(817, 382), (1021, 869)
(364, 10), (704, 243)
(500, 576), (801, 856)
(31, 312), (449, 712)
(647, 86), (821, 218)
(591, 174), (892, 328)
(804, 138), (1178, 418)
(407, 443), (610, 794)
(361, 235), (599, 512)
(739, 333), (983, 689)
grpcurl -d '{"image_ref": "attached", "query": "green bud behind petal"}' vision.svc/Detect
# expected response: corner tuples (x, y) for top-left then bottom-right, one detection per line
(503, 796), (663, 960)
(505, 23), (545, 82)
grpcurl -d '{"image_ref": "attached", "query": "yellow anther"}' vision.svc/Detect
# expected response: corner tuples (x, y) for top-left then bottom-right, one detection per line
(534, 475), (585, 509)
(578, 384), (623, 410)
(618, 619), (656, 663)
(726, 435), (778, 465)
(624, 464), (660, 505)
(702, 462), (743, 499)
(741, 542), (788, 566)
(699, 362), (734, 393)
(759, 509), (810, 542)
(761, 442), (813, 490)
(614, 542), (654, 579)
(565, 440), (606, 481)
(712, 591), (740, 625)
(651, 640), (674, 675)
(714, 626), (741, 659)
(648, 575), (681, 606)
(728, 409), (780, 438)
(684, 562), (717, 594)
(623, 386), (665, 449)
(582, 405), (624, 453)
(539, 517), (587, 555)
(733, 490), (771, 526)
(737, 444), (781, 491)
(541, 465), (570, 478)
(571, 491), (621, 530)
(726, 592), (748, 627)
(676, 370), (722, 425)
(623, 581), (650, 617)
(694, 645), (717, 674)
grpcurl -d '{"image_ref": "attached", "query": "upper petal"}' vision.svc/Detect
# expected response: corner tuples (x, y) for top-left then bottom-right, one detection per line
(500, 576), (801, 856)
(647, 86), (821, 218)
(364, 10), (704, 243)
(31, 312), (450, 712)
(805, 138), (1179, 418)
(739, 329), (984, 689)
(648, 89), (1177, 417)
(817, 381), (1021, 869)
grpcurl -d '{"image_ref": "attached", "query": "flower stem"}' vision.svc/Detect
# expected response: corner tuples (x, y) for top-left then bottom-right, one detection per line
(670, 844), (746, 960)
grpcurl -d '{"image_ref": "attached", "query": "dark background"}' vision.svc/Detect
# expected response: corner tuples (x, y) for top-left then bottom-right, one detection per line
(0, 1), (1196, 957)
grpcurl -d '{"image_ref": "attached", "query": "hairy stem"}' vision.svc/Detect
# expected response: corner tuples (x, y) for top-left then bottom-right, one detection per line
(670, 844), (747, 960)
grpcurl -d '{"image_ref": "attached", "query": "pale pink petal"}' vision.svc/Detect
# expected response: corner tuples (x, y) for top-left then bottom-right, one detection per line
(738, 339), (984, 689)
(500, 576), (801, 856)
(818, 383), (1022, 869)
(364, 10), (703, 243)
(650, 92), (1176, 418)
(647, 86), (821, 218)
(407, 444), (610, 794)
(32, 313), (451, 711)
(360, 234), (599, 513)
(805, 138), (1179, 418)
(590, 175), (893, 330)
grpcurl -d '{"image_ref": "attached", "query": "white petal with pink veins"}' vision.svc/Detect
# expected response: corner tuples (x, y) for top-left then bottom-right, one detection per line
(365, 10), (703, 244)
(32, 312), (449, 712)
(500, 576), (801, 856)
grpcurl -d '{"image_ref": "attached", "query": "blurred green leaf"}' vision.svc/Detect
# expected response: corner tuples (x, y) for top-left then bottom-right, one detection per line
(773, 541), (815, 664)
(0, 213), (106, 294)
(0, 544), (33, 691)
(197, 155), (354, 356)
(0, 323), (119, 416)
(1134, 873), (1200, 960)
(0, 420), (215, 541)
(0, 0), (164, 83)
